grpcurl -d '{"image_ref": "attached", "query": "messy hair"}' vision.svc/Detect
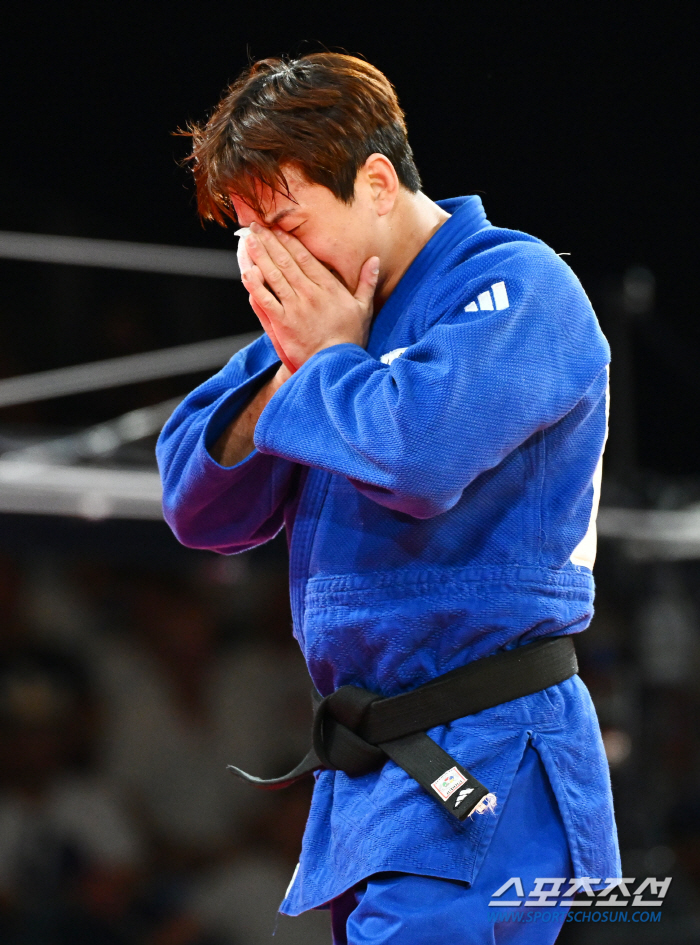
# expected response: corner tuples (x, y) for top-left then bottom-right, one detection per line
(183, 52), (422, 225)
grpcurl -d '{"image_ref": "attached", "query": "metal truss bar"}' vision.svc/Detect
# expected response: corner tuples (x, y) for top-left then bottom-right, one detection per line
(0, 332), (261, 407)
(5, 398), (184, 464)
(0, 460), (163, 520)
(0, 230), (240, 279)
(597, 506), (700, 556)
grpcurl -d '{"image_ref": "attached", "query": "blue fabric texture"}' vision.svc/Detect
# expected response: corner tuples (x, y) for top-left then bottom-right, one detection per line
(330, 742), (572, 944)
(157, 196), (620, 913)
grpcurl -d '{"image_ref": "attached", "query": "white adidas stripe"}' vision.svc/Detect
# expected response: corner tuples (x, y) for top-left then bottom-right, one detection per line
(464, 281), (510, 313)
(491, 281), (509, 309)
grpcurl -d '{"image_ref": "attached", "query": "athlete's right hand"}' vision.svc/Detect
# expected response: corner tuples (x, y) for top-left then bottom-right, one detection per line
(248, 295), (297, 375)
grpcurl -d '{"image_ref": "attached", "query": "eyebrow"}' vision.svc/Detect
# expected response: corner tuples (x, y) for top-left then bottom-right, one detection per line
(263, 208), (296, 227)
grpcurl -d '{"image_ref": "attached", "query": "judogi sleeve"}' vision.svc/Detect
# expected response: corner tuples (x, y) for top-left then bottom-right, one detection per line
(156, 334), (297, 553)
(254, 244), (610, 520)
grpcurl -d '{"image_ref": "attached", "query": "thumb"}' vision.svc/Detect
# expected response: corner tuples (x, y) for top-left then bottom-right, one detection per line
(354, 256), (380, 309)
(249, 297), (297, 374)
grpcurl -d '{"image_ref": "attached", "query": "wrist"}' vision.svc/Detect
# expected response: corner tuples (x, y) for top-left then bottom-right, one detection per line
(307, 337), (364, 360)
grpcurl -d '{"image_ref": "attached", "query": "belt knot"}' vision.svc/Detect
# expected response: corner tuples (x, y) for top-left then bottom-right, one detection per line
(312, 686), (385, 775)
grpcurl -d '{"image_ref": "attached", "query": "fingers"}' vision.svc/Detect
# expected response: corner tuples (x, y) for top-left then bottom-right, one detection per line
(243, 266), (296, 371)
(247, 225), (310, 299)
(241, 265), (285, 318)
(272, 228), (336, 286)
(249, 297), (297, 373)
(354, 256), (380, 310)
(248, 293), (274, 337)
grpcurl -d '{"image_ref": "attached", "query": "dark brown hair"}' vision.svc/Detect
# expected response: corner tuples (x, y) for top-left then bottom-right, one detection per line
(184, 53), (422, 225)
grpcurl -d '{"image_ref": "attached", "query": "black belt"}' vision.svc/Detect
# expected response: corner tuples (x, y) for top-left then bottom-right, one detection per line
(228, 636), (577, 821)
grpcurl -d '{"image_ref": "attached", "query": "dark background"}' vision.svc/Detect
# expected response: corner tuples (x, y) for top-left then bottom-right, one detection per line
(0, 4), (698, 944)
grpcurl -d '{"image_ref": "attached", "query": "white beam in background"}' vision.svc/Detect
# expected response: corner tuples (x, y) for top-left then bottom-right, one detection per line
(6, 398), (184, 464)
(597, 506), (700, 560)
(598, 506), (700, 543)
(0, 230), (240, 279)
(0, 331), (261, 407)
(0, 461), (163, 520)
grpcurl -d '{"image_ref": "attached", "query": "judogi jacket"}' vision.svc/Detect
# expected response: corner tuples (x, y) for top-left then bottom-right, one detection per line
(157, 196), (620, 913)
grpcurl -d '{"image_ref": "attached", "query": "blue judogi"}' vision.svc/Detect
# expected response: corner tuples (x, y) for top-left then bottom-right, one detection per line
(157, 196), (620, 920)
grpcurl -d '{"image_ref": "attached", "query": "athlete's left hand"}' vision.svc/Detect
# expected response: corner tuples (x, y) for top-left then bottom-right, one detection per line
(241, 222), (380, 372)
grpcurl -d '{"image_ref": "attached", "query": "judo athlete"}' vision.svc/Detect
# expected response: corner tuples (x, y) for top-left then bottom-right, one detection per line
(157, 53), (620, 943)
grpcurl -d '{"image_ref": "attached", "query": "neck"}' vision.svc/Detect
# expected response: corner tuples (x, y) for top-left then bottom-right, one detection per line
(374, 191), (450, 309)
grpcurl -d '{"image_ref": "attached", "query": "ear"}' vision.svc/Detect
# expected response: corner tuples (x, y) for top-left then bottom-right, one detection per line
(359, 153), (400, 216)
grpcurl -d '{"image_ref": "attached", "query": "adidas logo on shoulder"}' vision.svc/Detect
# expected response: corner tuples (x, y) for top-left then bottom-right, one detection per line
(465, 281), (509, 312)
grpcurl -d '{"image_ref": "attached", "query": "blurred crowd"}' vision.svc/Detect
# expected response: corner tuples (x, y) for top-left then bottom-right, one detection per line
(560, 548), (700, 943)
(2, 531), (700, 944)
(0, 546), (330, 945)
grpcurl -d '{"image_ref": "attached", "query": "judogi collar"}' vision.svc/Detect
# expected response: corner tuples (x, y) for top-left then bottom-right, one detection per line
(368, 195), (491, 358)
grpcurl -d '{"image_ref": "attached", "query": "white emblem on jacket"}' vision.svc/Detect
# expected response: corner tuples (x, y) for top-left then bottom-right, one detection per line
(465, 280), (509, 312)
(380, 347), (408, 365)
